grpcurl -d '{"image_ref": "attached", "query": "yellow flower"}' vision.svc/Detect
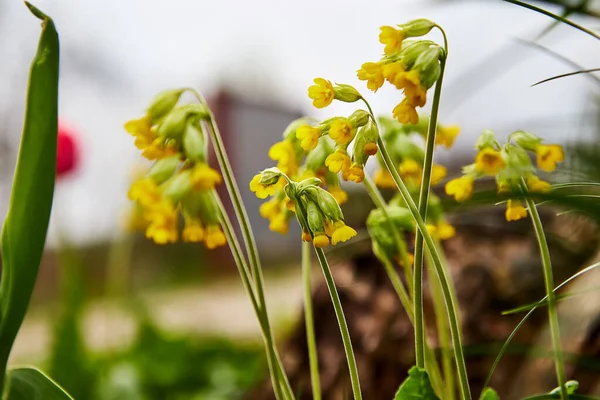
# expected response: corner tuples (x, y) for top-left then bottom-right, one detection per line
(328, 186), (348, 205)
(345, 164), (365, 183)
(374, 168), (395, 189)
(404, 76), (427, 108)
(363, 142), (378, 156)
(302, 230), (312, 242)
(497, 181), (512, 195)
(382, 62), (408, 89)
(357, 62), (385, 92)
(436, 125), (460, 148)
(526, 175), (552, 193)
(268, 141), (294, 166)
(183, 219), (204, 243)
(437, 222), (456, 240)
(142, 138), (176, 160)
(379, 26), (404, 55)
(505, 199), (528, 222)
(296, 124), (321, 151)
(145, 201), (178, 244)
(313, 234), (330, 248)
(250, 174), (279, 199)
(125, 116), (155, 149)
(191, 163), (222, 190)
(431, 164), (447, 185)
(204, 225), (227, 249)
(308, 78), (334, 108)
(445, 175), (475, 202)
(269, 213), (289, 235)
(393, 101), (418, 125)
(399, 159), (421, 185)
(259, 198), (281, 219)
(331, 221), (357, 245)
(426, 224), (437, 236)
(324, 220), (335, 237)
(535, 144), (564, 172)
(128, 179), (162, 206)
(329, 119), (354, 146)
(475, 148), (505, 176)
(325, 150), (351, 174)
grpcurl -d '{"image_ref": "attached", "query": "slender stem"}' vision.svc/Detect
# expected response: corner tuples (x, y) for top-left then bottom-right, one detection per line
(524, 194), (567, 399)
(413, 56), (446, 368)
(189, 89), (294, 399)
(314, 247), (362, 400)
(426, 249), (455, 400)
(378, 137), (472, 400)
(214, 195), (287, 400)
(302, 241), (322, 400)
(363, 175), (413, 293)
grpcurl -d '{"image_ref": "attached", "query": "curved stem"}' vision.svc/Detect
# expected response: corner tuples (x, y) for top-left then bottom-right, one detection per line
(524, 194), (567, 399)
(413, 57), (446, 369)
(378, 137), (472, 400)
(363, 175), (413, 293)
(302, 241), (321, 400)
(189, 89), (293, 399)
(314, 247), (362, 400)
(214, 195), (287, 400)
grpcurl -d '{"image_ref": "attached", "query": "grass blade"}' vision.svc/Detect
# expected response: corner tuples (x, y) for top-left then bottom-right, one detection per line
(532, 68), (600, 86)
(5, 368), (72, 399)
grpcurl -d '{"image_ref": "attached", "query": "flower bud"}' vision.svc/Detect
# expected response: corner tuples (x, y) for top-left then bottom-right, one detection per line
(156, 107), (190, 139)
(283, 117), (315, 141)
(499, 145), (534, 181)
(147, 88), (184, 123)
(259, 167), (282, 185)
(163, 170), (193, 202)
(305, 137), (334, 171)
(313, 187), (343, 221)
(398, 40), (434, 70)
(297, 178), (323, 193)
(306, 200), (326, 235)
(348, 110), (370, 128)
(197, 191), (221, 225)
(333, 84), (362, 103)
(511, 130), (542, 152)
(415, 47), (443, 88)
(398, 19), (436, 38)
(183, 121), (206, 162)
(475, 129), (497, 150)
(148, 155), (179, 184)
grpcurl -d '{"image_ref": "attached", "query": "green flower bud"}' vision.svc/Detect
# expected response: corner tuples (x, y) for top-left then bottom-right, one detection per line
(148, 155), (180, 184)
(399, 19), (436, 38)
(197, 191), (221, 225)
(147, 88), (184, 123)
(313, 187), (343, 221)
(475, 129), (498, 150)
(182, 121), (206, 162)
(284, 181), (298, 199)
(352, 133), (369, 166)
(156, 107), (191, 139)
(498, 144), (534, 181)
(348, 110), (370, 129)
(306, 200), (326, 234)
(415, 47), (443, 89)
(163, 170), (193, 202)
(333, 84), (362, 103)
(306, 138), (334, 171)
(395, 134), (424, 162)
(259, 167), (282, 185)
(297, 179), (322, 194)
(511, 130), (542, 152)
(398, 40), (435, 70)
(367, 206), (413, 259)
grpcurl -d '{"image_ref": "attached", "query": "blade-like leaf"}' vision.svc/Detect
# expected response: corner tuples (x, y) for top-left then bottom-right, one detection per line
(5, 368), (72, 399)
(0, 1), (59, 382)
(533, 68), (600, 86)
(480, 387), (500, 400)
(394, 366), (440, 400)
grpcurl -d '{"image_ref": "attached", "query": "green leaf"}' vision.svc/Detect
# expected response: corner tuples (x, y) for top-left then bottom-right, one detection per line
(394, 366), (439, 400)
(550, 380), (579, 395)
(480, 387), (500, 400)
(0, 1), (59, 381)
(5, 368), (72, 399)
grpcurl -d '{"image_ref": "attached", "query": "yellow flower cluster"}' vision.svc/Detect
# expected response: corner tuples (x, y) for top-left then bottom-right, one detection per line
(357, 20), (443, 125)
(445, 130), (564, 222)
(250, 120), (351, 236)
(125, 88), (227, 249)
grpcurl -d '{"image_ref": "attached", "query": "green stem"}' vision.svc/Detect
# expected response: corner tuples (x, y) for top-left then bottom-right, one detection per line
(302, 241), (321, 400)
(314, 247), (362, 400)
(214, 195), (288, 400)
(363, 174), (414, 293)
(377, 137), (471, 400)
(413, 56), (446, 369)
(524, 194), (567, 399)
(105, 233), (134, 297)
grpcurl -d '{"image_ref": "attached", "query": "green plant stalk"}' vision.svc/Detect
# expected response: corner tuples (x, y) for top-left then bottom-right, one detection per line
(105, 233), (134, 297)
(413, 57), (446, 369)
(363, 175), (413, 293)
(314, 247), (362, 400)
(214, 196), (287, 400)
(524, 195), (567, 399)
(188, 90), (294, 399)
(377, 137), (471, 400)
(426, 249), (455, 400)
(302, 241), (322, 400)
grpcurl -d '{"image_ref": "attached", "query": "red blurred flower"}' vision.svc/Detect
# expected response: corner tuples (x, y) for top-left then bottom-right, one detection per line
(56, 121), (80, 178)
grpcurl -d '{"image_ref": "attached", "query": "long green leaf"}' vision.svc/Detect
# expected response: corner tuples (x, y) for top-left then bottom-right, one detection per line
(479, 387), (500, 400)
(4, 368), (72, 400)
(394, 366), (439, 400)
(0, 2), (59, 384)
(532, 68), (600, 86)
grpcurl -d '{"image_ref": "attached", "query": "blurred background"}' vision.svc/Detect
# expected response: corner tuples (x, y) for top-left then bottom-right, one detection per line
(1, 0), (600, 398)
